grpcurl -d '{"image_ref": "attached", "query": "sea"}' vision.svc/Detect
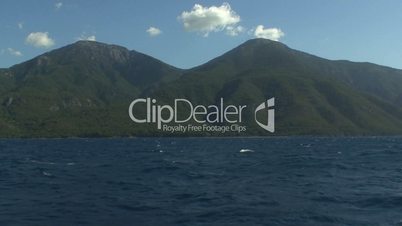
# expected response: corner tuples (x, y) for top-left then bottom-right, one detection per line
(1, 137), (402, 226)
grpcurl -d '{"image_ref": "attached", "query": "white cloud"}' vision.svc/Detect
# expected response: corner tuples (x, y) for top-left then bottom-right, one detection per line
(17, 22), (23, 29)
(85, 35), (96, 41)
(78, 34), (96, 41)
(146, 27), (162, 37)
(7, 48), (23, 57)
(226, 25), (244, 36)
(178, 2), (241, 37)
(254, 25), (284, 41)
(55, 2), (63, 10)
(26, 32), (55, 48)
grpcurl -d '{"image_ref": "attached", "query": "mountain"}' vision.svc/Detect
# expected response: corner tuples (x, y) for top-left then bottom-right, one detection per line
(151, 39), (402, 135)
(0, 41), (182, 137)
(1, 39), (402, 137)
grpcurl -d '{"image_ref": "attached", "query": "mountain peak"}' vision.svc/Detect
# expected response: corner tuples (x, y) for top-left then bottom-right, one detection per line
(244, 38), (279, 44)
(238, 38), (290, 51)
(242, 38), (286, 46)
(75, 40), (97, 44)
(69, 40), (129, 52)
(48, 40), (131, 65)
(196, 38), (293, 71)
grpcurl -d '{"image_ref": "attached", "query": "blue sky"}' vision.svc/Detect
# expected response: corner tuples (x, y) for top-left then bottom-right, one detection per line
(1, 0), (402, 69)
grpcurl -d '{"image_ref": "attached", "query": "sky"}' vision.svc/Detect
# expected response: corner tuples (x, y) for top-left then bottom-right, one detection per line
(1, 0), (402, 69)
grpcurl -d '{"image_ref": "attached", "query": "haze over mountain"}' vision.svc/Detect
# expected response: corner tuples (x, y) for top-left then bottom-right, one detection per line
(1, 39), (402, 137)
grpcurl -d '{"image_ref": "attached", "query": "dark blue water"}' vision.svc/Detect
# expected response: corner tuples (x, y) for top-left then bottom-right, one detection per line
(1, 137), (402, 226)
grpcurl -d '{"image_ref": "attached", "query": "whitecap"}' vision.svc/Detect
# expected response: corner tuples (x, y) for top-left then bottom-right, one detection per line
(240, 149), (254, 153)
(31, 160), (56, 165)
(42, 171), (52, 177)
(300, 144), (312, 148)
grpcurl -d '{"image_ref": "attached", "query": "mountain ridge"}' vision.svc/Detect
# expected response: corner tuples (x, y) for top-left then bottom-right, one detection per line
(1, 39), (402, 137)
(3, 39), (402, 71)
